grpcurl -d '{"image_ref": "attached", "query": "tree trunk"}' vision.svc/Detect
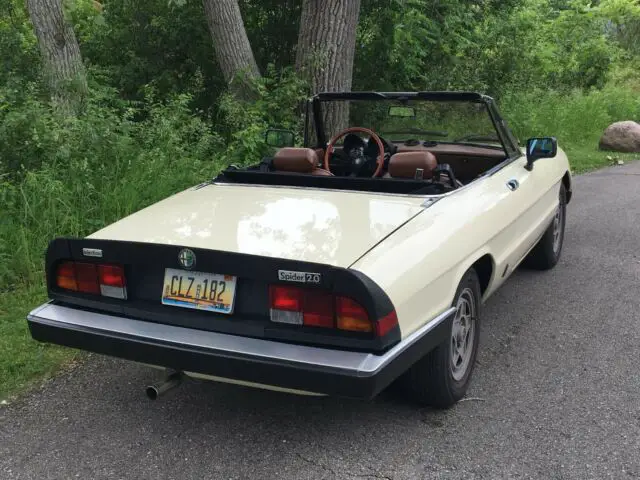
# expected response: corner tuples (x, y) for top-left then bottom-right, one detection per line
(26, 0), (88, 114)
(202, 0), (260, 95)
(295, 0), (362, 142)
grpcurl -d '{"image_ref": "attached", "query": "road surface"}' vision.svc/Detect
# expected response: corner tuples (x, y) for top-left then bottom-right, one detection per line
(2, 162), (639, 479)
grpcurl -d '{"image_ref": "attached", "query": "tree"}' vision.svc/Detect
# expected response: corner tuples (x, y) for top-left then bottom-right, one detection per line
(26, 0), (88, 113)
(295, 0), (362, 139)
(202, 0), (260, 95)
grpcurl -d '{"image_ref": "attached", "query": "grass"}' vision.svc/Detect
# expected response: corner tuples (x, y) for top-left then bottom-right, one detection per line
(0, 286), (80, 401)
(0, 83), (639, 402)
(499, 84), (640, 172)
(563, 144), (638, 173)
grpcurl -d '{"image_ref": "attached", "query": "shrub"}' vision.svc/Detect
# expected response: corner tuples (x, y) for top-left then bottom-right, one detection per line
(0, 88), (222, 288)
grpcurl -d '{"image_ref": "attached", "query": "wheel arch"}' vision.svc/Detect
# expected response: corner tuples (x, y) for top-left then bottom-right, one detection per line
(450, 251), (496, 305)
(471, 254), (494, 297)
(562, 171), (572, 204)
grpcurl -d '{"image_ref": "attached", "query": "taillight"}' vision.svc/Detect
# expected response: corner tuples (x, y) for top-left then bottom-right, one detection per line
(75, 263), (100, 294)
(375, 310), (399, 337)
(56, 261), (78, 291)
(268, 285), (397, 336)
(336, 296), (372, 333)
(55, 261), (127, 299)
(269, 285), (333, 327)
(269, 285), (304, 325)
(302, 290), (333, 328)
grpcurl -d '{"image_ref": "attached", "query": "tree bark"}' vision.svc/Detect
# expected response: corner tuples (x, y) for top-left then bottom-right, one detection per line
(295, 0), (362, 141)
(26, 0), (88, 113)
(202, 0), (260, 95)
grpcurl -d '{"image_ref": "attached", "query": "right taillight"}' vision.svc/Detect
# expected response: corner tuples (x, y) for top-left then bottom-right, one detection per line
(268, 285), (396, 336)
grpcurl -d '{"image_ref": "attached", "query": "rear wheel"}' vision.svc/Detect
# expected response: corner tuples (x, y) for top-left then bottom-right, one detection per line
(522, 183), (567, 270)
(402, 268), (481, 409)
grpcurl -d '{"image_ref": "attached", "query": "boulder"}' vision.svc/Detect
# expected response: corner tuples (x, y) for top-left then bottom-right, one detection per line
(599, 121), (640, 153)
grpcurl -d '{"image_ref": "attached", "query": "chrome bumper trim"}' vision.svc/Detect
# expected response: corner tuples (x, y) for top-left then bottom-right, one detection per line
(27, 303), (454, 376)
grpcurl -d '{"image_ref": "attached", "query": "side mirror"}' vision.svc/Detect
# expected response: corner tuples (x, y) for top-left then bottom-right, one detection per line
(265, 129), (295, 148)
(525, 137), (557, 171)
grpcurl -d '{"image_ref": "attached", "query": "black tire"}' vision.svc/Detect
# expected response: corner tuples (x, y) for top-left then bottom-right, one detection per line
(401, 268), (482, 409)
(522, 183), (567, 270)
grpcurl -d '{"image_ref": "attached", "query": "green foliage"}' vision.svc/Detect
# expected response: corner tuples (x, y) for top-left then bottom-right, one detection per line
(241, 0), (302, 69)
(215, 66), (308, 164)
(0, 68), (309, 288)
(500, 83), (640, 146)
(0, 88), (222, 288)
(355, 0), (637, 95)
(76, 0), (224, 113)
(0, 0), (40, 84)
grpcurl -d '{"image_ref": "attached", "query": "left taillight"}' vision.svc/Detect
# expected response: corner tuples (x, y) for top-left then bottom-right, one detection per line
(55, 261), (127, 299)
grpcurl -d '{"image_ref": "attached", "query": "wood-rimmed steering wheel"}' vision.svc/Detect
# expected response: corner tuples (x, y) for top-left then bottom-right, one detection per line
(323, 127), (386, 177)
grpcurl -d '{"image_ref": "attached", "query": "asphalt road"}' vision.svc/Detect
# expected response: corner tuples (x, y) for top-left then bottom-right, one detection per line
(2, 162), (640, 480)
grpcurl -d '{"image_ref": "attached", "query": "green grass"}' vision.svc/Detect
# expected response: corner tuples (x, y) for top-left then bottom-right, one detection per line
(563, 143), (639, 173)
(499, 84), (640, 172)
(0, 286), (80, 401)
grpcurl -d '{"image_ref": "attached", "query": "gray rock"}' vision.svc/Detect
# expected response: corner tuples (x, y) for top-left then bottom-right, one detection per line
(599, 120), (640, 152)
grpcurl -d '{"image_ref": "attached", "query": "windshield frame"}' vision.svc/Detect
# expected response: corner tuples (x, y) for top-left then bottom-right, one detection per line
(306, 91), (521, 159)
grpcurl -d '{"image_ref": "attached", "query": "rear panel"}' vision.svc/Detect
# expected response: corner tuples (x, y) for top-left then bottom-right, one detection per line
(45, 238), (400, 353)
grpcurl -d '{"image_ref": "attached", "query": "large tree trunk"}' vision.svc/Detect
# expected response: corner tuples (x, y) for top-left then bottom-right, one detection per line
(295, 0), (362, 142)
(203, 0), (260, 95)
(26, 0), (88, 113)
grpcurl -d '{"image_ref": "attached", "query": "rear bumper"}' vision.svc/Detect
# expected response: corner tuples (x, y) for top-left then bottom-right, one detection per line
(27, 303), (454, 400)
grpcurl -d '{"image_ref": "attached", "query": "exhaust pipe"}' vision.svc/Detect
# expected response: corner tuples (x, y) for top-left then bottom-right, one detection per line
(146, 371), (183, 400)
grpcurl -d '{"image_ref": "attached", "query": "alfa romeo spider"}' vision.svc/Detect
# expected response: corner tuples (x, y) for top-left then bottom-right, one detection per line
(27, 91), (572, 408)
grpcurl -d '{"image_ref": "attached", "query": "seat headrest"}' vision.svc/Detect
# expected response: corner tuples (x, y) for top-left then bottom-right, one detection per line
(388, 151), (437, 179)
(273, 148), (316, 173)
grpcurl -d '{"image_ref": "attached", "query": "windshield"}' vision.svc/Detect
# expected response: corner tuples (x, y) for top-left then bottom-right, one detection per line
(310, 98), (504, 151)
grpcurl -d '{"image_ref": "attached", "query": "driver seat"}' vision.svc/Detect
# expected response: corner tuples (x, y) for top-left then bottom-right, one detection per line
(273, 148), (334, 176)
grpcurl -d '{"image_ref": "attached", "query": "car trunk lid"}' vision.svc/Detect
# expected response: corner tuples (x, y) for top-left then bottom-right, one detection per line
(88, 183), (427, 267)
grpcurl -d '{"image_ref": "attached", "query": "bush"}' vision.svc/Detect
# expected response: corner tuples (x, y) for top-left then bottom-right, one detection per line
(0, 69), (307, 289)
(499, 84), (640, 146)
(214, 66), (308, 165)
(0, 88), (222, 288)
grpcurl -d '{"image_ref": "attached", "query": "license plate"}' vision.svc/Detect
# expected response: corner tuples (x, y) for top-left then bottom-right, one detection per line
(161, 268), (237, 314)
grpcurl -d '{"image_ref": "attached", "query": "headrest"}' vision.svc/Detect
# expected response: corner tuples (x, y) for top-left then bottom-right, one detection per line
(388, 151), (437, 179)
(273, 148), (316, 173)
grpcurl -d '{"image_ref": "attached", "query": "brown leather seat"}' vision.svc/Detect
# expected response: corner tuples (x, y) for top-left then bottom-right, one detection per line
(273, 147), (334, 176)
(388, 151), (437, 179)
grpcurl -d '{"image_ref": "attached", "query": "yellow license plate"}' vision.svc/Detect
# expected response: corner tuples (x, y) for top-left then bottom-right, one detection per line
(161, 268), (237, 314)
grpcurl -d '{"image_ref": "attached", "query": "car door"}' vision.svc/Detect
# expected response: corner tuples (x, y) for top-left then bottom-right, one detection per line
(486, 151), (560, 285)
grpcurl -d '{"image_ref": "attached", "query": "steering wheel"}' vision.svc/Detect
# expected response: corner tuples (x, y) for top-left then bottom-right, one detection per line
(323, 127), (386, 177)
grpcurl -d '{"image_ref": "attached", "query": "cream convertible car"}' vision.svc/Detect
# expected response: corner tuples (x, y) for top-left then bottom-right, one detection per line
(28, 92), (572, 408)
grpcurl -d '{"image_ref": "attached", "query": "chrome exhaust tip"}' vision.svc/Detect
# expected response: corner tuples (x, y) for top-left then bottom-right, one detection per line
(146, 371), (182, 400)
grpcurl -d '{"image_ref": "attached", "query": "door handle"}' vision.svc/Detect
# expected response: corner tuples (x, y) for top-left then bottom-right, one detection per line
(506, 179), (519, 191)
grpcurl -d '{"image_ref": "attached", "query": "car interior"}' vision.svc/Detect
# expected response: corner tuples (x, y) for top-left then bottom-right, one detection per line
(215, 94), (517, 196)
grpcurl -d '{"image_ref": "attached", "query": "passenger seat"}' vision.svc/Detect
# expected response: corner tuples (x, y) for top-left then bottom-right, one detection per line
(387, 151), (438, 179)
